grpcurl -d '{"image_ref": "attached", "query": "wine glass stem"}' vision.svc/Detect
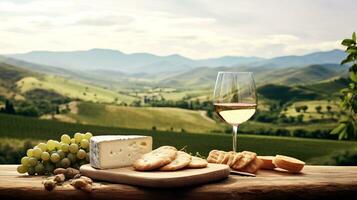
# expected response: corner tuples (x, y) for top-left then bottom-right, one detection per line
(232, 125), (239, 152)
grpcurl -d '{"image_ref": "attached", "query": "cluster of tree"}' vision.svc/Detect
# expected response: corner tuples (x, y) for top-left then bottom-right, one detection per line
(0, 89), (71, 117)
(252, 111), (304, 124)
(237, 128), (337, 140)
(151, 126), (186, 133)
(295, 105), (308, 113)
(136, 98), (215, 118)
(0, 100), (15, 114)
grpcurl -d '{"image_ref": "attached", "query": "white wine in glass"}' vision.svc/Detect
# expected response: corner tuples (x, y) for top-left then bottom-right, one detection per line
(213, 72), (257, 152)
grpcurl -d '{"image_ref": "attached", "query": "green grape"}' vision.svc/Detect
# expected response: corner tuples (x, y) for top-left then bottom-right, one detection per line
(83, 132), (93, 140)
(27, 167), (36, 175)
(70, 138), (76, 144)
(74, 132), (83, 143)
(28, 157), (37, 167)
(69, 143), (79, 154)
(55, 161), (62, 168)
(35, 163), (45, 175)
(50, 153), (60, 163)
(44, 162), (55, 174)
(57, 150), (65, 159)
(17, 165), (28, 174)
(26, 149), (34, 157)
(21, 156), (30, 166)
(61, 134), (71, 144)
(79, 159), (88, 166)
(37, 143), (47, 151)
(32, 147), (42, 159)
(61, 158), (71, 168)
(85, 154), (90, 162)
(47, 140), (56, 151)
(72, 163), (80, 170)
(54, 141), (61, 150)
(61, 143), (69, 152)
(67, 153), (77, 163)
(77, 149), (86, 160)
(80, 139), (89, 149)
(41, 151), (50, 161)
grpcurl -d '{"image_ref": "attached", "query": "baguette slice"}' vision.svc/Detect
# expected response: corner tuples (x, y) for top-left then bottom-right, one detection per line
(220, 152), (231, 164)
(273, 155), (305, 173)
(232, 151), (256, 170)
(206, 150), (220, 163)
(258, 156), (276, 170)
(240, 157), (264, 174)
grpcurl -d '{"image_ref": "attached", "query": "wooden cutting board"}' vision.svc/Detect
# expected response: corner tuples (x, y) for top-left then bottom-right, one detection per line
(80, 163), (230, 188)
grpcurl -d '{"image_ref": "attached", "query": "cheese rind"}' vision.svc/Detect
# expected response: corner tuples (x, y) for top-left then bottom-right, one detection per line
(90, 135), (152, 169)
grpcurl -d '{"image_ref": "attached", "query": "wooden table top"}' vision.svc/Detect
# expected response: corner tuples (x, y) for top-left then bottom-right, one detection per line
(1, 165), (357, 200)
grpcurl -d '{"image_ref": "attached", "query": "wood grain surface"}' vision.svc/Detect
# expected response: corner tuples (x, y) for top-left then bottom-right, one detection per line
(80, 163), (230, 188)
(1, 165), (357, 200)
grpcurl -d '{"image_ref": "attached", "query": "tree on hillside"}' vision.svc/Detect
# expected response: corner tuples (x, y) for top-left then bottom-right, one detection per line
(295, 106), (302, 113)
(331, 32), (357, 140)
(4, 100), (15, 114)
(302, 105), (308, 113)
(315, 106), (322, 113)
(297, 114), (304, 123)
(326, 105), (332, 113)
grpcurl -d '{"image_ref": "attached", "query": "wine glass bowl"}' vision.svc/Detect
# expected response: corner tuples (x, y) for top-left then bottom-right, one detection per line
(213, 72), (257, 152)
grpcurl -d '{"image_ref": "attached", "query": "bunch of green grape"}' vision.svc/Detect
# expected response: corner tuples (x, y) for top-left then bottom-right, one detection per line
(17, 132), (92, 175)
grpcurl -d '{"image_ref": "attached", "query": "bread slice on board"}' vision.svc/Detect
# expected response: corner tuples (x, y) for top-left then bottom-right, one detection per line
(258, 156), (276, 170)
(273, 155), (305, 173)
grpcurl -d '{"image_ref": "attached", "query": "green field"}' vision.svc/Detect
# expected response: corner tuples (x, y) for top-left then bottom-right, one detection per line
(1, 113), (356, 164)
(126, 88), (210, 101)
(240, 121), (337, 133)
(282, 100), (340, 121)
(60, 102), (223, 133)
(16, 76), (137, 104)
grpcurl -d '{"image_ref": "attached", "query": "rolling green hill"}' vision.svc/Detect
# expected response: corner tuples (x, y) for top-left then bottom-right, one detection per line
(157, 64), (347, 89)
(257, 84), (321, 103)
(0, 62), (36, 100)
(0, 62), (34, 85)
(16, 76), (137, 104)
(158, 66), (228, 89)
(255, 64), (347, 85)
(299, 77), (348, 96)
(0, 59), (138, 104)
(56, 102), (223, 133)
(1, 113), (356, 164)
(282, 100), (340, 121)
(0, 55), (76, 77)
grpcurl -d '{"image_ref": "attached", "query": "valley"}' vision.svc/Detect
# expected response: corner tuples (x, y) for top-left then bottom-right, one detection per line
(0, 49), (348, 138)
(45, 101), (224, 133)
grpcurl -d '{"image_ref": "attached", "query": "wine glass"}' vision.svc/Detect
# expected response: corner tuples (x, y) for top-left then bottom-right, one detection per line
(213, 72), (257, 152)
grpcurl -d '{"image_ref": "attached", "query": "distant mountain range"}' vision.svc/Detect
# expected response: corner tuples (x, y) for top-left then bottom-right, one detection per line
(0, 49), (348, 89)
(244, 49), (346, 68)
(157, 63), (348, 88)
(7, 49), (346, 75)
(7, 49), (262, 74)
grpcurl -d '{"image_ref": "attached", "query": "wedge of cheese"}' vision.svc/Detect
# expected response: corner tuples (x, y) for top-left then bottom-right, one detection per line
(90, 135), (152, 169)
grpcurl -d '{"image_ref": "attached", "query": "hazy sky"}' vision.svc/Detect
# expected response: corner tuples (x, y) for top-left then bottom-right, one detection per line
(0, 0), (356, 58)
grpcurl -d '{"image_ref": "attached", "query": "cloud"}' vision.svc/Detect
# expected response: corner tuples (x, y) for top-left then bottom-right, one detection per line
(74, 15), (134, 27)
(1, 27), (33, 34)
(0, 0), (355, 58)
